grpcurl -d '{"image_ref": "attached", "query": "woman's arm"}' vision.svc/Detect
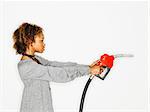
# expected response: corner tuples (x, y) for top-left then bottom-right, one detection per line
(18, 61), (90, 83)
(35, 55), (78, 67)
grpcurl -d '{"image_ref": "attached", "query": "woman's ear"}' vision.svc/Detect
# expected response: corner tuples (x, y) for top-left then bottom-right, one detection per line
(31, 42), (35, 48)
(29, 40), (34, 47)
(31, 43), (33, 46)
(27, 41), (34, 49)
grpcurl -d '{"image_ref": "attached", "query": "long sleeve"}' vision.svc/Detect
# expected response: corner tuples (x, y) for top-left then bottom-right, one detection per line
(18, 60), (90, 83)
(35, 55), (78, 67)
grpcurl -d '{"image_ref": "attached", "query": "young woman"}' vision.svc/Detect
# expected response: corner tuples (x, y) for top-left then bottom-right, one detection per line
(12, 23), (101, 112)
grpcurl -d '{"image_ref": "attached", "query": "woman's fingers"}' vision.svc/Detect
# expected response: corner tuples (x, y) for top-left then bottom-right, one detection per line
(90, 60), (100, 67)
(89, 65), (106, 75)
(100, 66), (105, 74)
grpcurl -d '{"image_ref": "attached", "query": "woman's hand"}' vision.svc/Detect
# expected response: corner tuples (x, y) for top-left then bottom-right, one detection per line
(89, 65), (105, 75)
(89, 65), (100, 75)
(89, 59), (106, 75)
(89, 60), (100, 67)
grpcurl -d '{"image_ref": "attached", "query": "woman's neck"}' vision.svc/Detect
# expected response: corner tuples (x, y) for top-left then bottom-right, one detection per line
(24, 49), (35, 56)
(21, 50), (35, 60)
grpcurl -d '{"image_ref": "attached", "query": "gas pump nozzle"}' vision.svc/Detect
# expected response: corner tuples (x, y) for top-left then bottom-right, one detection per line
(93, 54), (134, 80)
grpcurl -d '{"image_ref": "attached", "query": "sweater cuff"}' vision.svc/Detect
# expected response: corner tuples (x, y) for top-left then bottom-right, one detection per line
(77, 64), (90, 76)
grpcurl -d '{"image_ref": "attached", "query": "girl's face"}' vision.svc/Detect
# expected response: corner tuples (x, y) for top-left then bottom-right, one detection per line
(31, 33), (45, 53)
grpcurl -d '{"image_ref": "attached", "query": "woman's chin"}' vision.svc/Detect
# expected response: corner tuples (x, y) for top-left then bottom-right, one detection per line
(37, 50), (44, 53)
(41, 50), (44, 53)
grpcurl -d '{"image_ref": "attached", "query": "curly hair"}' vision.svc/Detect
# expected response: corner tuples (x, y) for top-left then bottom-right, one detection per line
(12, 23), (43, 54)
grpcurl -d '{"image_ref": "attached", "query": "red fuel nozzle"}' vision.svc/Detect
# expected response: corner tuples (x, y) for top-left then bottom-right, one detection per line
(96, 54), (114, 68)
(94, 54), (114, 80)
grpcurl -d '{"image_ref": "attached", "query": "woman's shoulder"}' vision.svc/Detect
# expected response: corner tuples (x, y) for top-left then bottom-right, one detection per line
(17, 59), (45, 77)
(18, 59), (38, 71)
(18, 54), (51, 67)
(18, 58), (32, 66)
(18, 54), (43, 65)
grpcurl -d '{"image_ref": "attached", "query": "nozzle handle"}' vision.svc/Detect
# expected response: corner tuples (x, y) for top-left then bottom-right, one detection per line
(96, 67), (111, 80)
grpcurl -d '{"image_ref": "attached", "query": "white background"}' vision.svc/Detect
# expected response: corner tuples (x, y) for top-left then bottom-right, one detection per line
(0, 0), (149, 112)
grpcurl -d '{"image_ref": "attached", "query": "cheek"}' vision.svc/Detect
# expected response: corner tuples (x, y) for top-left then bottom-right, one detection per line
(33, 43), (40, 50)
(33, 41), (44, 49)
(38, 43), (44, 50)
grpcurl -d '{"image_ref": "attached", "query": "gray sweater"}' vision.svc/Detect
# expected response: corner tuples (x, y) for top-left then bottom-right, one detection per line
(17, 55), (90, 112)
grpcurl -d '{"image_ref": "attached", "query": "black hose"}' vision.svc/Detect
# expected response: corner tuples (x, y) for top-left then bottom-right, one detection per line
(79, 77), (93, 112)
(79, 67), (111, 112)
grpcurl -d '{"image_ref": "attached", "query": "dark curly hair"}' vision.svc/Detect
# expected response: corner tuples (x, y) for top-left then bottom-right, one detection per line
(12, 23), (43, 54)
